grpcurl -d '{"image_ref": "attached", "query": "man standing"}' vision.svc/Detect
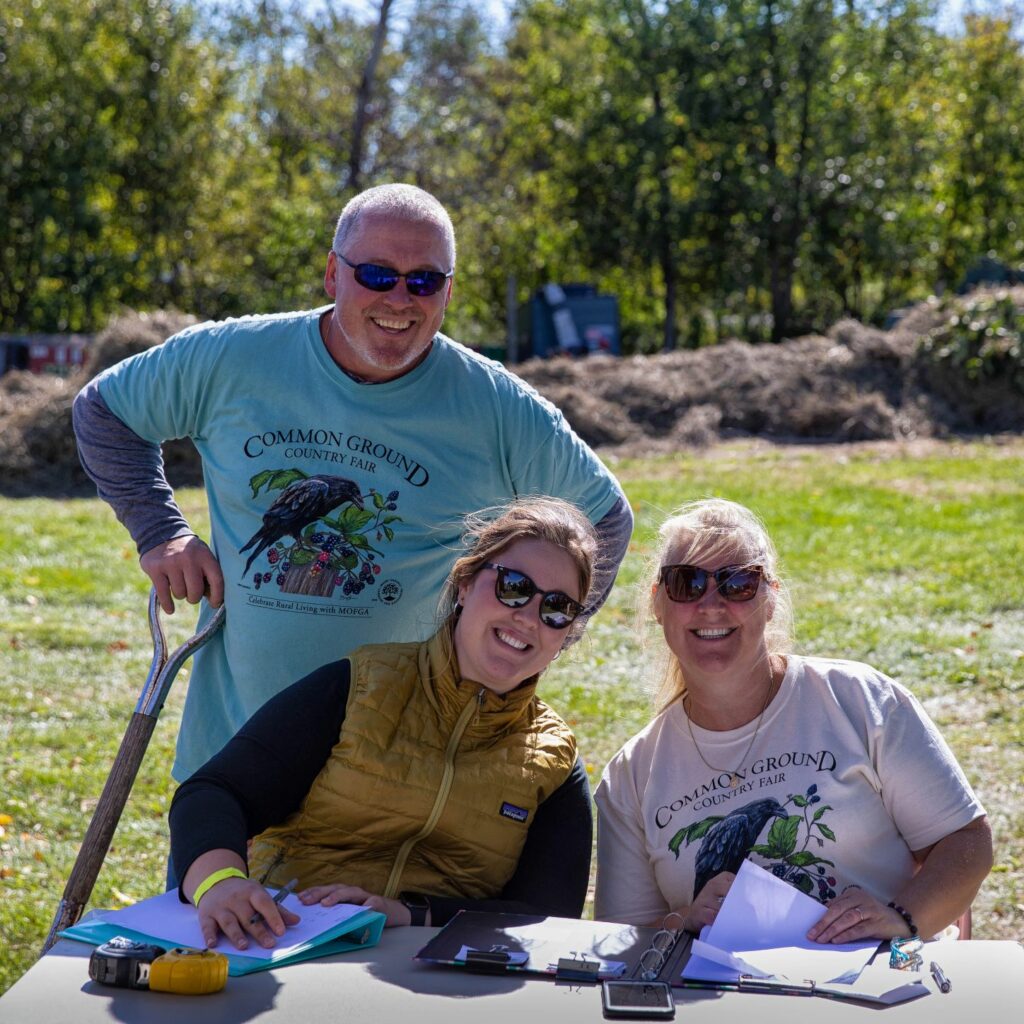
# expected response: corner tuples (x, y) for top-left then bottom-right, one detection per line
(74, 184), (632, 785)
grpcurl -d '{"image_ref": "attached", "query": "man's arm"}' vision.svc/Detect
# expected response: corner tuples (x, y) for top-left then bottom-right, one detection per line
(72, 379), (223, 612)
(588, 494), (633, 616)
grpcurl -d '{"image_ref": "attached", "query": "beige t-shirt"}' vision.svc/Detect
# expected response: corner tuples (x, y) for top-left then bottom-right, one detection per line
(594, 656), (984, 925)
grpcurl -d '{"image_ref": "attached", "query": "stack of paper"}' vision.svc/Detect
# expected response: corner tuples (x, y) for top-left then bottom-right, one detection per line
(682, 861), (927, 1005)
(60, 888), (386, 975)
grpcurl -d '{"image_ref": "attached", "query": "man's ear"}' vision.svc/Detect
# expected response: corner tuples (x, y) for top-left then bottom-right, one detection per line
(324, 250), (338, 299)
(442, 275), (454, 310)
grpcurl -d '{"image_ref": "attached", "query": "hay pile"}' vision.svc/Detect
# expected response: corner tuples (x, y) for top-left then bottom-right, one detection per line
(1, 290), (1021, 495)
(0, 311), (197, 495)
(515, 289), (1024, 454)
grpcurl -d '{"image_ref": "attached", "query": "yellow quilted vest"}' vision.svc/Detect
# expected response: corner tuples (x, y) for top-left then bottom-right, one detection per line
(248, 629), (577, 899)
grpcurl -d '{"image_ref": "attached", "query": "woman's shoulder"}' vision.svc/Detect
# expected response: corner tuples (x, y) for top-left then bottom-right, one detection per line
(788, 654), (914, 710)
(600, 704), (684, 778)
(530, 699), (579, 746)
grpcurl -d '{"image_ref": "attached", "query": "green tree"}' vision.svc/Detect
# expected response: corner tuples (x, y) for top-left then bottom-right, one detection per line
(933, 13), (1024, 288)
(0, 0), (234, 331)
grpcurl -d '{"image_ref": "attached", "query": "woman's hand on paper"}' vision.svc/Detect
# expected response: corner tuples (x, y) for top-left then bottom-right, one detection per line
(680, 872), (736, 933)
(807, 887), (904, 944)
(299, 883), (414, 927)
(198, 876), (301, 951)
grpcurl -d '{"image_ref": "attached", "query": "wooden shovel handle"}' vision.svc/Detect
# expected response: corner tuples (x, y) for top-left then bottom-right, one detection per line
(40, 590), (225, 955)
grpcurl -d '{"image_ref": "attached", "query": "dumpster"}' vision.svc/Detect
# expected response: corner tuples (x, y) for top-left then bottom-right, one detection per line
(517, 283), (620, 360)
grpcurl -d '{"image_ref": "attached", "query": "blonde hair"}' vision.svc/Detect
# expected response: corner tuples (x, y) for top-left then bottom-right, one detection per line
(440, 497), (599, 645)
(644, 498), (794, 711)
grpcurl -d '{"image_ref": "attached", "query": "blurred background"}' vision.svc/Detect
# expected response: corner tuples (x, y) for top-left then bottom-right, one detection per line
(2, 0), (1023, 356)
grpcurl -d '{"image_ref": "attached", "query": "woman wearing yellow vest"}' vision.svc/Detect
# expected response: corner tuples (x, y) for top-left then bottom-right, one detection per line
(170, 497), (601, 951)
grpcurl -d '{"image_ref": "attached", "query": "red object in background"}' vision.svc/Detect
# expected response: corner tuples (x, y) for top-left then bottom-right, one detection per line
(28, 339), (88, 374)
(0, 334), (92, 376)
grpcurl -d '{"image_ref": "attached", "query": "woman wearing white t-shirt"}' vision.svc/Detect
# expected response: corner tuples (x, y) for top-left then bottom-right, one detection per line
(594, 498), (992, 943)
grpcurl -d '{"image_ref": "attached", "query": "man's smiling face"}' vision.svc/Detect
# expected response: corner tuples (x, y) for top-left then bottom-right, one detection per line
(322, 211), (453, 382)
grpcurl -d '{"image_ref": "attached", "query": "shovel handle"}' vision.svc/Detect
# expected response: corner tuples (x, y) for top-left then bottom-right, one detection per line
(41, 589), (225, 955)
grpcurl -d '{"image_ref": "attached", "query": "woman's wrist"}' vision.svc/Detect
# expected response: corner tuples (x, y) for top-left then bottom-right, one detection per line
(182, 849), (248, 905)
(193, 866), (247, 907)
(887, 901), (919, 938)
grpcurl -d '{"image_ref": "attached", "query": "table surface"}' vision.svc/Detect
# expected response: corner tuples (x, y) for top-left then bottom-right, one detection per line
(2, 931), (1021, 1024)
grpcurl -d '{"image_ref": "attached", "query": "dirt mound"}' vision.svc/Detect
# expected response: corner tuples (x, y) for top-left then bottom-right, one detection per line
(1, 292), (1021, 494)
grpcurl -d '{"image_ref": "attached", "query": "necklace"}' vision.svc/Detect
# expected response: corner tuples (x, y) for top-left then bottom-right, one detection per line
(683, 659), (778, 789)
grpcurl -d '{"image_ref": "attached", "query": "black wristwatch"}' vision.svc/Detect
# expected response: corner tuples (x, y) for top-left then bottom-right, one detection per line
(399, 891), (430, 927)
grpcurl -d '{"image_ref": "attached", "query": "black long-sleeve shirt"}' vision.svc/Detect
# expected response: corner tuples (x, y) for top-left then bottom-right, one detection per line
(169, 660), (594, 925)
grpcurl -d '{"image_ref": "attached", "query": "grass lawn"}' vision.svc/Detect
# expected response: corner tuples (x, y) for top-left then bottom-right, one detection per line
(1, 438), (1022, 994)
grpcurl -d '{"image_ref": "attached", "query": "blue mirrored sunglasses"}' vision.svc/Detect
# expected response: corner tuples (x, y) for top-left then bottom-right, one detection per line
(336, 252), (452, 297)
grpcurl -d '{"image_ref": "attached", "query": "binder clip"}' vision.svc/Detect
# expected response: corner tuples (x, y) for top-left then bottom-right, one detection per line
(465, 949), (514, 974)
(555, 951), (601, 984)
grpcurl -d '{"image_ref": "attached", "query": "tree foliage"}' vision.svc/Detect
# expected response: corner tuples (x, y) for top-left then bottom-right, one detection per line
(2, 0), (1023, 348)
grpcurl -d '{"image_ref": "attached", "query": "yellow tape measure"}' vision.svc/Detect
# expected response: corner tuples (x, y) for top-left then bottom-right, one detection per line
(89, 936), (228, 995)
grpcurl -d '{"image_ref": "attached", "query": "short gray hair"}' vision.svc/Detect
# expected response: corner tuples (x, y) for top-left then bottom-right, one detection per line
(333, 184), (456, 267)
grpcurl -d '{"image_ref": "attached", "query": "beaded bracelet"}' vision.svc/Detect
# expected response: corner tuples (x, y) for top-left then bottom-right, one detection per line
(887, 901), (919, 937)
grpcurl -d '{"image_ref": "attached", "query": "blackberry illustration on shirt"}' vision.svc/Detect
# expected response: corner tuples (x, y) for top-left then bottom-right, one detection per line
(240, 469), (403, 598)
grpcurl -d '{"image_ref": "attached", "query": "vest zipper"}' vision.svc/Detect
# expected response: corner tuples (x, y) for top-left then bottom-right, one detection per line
(382, 686), (486, 898)
(256, 847), (286, 886)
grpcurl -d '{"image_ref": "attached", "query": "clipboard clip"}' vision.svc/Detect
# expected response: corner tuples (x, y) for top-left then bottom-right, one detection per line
(465, 949), (516, 973)
(738, 974), (816, 996)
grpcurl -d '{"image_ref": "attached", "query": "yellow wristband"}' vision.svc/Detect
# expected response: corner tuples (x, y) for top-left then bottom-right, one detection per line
(192, 866), (247, 907)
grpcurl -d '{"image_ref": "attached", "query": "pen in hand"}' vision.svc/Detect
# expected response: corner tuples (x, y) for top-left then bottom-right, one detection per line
(250, 877), (299, 926)
(929, 960), (951, 994)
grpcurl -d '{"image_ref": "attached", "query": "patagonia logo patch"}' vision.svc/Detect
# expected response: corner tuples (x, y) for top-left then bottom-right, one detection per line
(500, 802), (529, 823)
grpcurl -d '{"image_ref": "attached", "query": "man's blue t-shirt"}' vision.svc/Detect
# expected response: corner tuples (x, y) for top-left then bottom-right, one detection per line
(98, 307), (623, 779)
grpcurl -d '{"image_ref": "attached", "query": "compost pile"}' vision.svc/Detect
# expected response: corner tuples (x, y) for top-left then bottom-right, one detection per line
(1, 289), (1021, 495)
(0, 310), (199, 495)
(515, 289), (1024, 454)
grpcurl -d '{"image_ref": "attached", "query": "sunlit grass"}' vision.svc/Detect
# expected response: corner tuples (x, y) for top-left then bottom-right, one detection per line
(2, 440), (1022, 994)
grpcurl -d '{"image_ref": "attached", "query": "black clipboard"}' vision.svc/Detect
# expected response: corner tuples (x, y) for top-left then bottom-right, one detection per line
(413, 911), (693, 985)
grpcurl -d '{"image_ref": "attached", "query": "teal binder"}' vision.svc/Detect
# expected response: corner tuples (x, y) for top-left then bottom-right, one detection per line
(60, 888), (385, 976)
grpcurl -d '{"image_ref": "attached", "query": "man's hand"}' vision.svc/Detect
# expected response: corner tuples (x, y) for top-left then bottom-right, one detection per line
(140, 535), (224, 614)
(299, 883), (414, 927)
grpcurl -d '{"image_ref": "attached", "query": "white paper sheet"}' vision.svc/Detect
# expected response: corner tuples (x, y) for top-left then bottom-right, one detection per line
(93, 888), (368, 962)
(683, 860), (878, 984)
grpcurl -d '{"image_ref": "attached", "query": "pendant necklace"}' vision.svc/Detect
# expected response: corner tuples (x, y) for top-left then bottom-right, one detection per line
(683, 660), (778, 789)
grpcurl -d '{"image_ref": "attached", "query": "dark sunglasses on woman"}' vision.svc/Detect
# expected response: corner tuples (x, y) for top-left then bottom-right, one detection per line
(659, 564), (764, 603)
(483, 563), (584, 629)
(336, 252), (453, 297)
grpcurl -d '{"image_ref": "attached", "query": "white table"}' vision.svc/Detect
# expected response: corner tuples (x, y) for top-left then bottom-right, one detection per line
(2, 931), (1021, 1023)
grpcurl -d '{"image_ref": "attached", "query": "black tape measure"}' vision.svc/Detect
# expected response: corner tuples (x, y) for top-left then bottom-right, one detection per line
(89, 935), (227, 995)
